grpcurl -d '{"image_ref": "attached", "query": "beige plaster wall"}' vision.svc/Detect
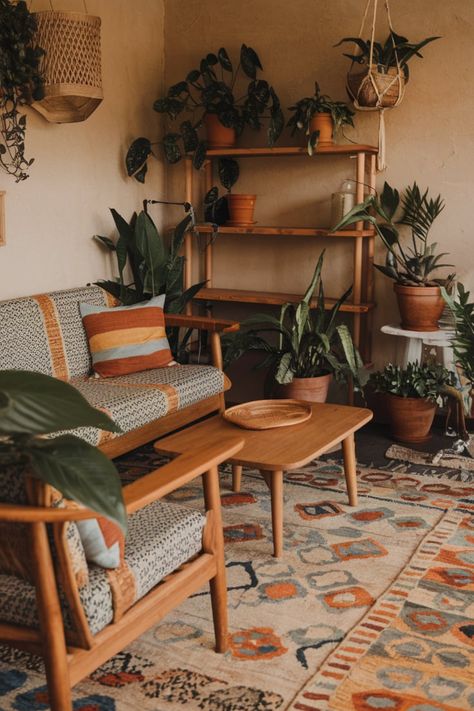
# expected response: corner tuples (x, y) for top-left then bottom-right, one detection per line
(163, 0), (474, 368)
(0, 0), (165, 300)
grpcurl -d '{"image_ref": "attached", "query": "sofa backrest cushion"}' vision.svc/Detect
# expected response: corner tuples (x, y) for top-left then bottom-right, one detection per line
(0, 285), (115, 379)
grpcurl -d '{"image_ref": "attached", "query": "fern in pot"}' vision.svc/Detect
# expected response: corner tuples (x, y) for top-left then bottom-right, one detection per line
(223, 251), (367, 402)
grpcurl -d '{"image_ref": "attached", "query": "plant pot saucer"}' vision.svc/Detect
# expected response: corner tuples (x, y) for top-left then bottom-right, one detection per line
(393, 433), (433, 444)
(226, 220), (258, 227)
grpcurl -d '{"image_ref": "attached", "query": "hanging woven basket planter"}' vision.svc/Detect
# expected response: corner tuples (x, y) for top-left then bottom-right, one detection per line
(31, 9), (103, 123)
(347, 64), (405, 109)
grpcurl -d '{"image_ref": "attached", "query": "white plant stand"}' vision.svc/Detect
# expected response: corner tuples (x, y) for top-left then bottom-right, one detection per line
(381, 324), (455, 371)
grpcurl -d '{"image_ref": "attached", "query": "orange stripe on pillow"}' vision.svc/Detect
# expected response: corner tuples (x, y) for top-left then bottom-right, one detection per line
(89, 326), (167, 352)
(82, 308), (165, 337)
(92, 350), (173, 378)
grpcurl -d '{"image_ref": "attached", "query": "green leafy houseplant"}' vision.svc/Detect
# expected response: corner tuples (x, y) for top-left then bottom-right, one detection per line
(0, 370), (126, 531)
(0, 0), (44, 181)
(126, 44), (284, 181)
(223, 250), (367, 391)
(94, 205), (206, 360)
(203, 156), (240, 225)
(369, 361), (455, 401)
(443, 283), (474, 388)
(287, 82), (354, 154)
(335, 31), (440, 81)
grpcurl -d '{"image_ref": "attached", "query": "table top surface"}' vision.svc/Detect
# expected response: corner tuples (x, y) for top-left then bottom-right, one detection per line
(155, 402), (373, 471)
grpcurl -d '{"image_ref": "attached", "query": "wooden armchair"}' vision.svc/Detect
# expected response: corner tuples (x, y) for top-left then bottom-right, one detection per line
(0, 437), (243, 711)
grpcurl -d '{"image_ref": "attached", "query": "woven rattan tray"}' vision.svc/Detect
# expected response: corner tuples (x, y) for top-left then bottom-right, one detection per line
(223, 399), (312, 430)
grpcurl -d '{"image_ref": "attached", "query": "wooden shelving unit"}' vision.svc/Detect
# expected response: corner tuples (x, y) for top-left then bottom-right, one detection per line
(184, 143), (378, 363)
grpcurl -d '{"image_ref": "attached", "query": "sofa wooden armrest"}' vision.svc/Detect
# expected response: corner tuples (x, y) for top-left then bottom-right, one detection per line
(165, 313), (239, 370)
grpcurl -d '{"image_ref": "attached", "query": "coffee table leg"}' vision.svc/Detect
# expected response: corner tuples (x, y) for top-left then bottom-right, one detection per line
(342, 433), (358, 506)
(265, 469), (283, 558)
(232, 465), (242, 493)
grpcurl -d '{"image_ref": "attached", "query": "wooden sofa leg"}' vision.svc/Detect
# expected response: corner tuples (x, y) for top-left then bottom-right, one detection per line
(31, 523), (72, 711)
(232, 465), (242, 493)
(202, 466), (229, 653)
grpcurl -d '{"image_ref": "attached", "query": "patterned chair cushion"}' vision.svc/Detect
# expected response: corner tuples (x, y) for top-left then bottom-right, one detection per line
(0, 500), (206, 636)
(63, 365), (227, 446)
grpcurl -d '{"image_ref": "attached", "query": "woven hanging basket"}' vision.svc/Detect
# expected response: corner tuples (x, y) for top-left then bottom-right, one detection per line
(31, 11), (103, 123)
(347, 64), (405, 109)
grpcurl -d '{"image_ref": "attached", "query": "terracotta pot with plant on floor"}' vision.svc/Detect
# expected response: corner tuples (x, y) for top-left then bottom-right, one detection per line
(334, 182), (455, 332)
(223, 250), (367, 402)
(368, 362), (456, 443)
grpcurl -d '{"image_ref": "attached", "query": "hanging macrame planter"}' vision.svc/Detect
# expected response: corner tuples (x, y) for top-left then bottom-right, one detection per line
(31, 1), (103, 123)
(345, 0), (405, 171)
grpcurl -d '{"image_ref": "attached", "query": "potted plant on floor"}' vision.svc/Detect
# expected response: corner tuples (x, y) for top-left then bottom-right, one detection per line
(223, 250), (367, 401)
(0, 0), (44, 181)
(0, 370), (126, 530)
(287, 82), (354, 154)
(126, 44), (284, 181)
(368, 361), (456, 443)
(334, 182), (455, 331)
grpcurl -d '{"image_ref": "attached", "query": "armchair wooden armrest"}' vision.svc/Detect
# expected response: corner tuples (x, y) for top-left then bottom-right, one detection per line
(164, 314), (239, 369)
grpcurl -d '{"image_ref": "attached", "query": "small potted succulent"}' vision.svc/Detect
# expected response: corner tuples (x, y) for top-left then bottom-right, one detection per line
(334, 182), (455, 331)
(335, 31), (440, 108)
(0, 0), (44, 181)
(369, 361), (456, 443)
(287, 82), (354, 154)
(126, 44), (284, 181)
(223, 250), (367, 402)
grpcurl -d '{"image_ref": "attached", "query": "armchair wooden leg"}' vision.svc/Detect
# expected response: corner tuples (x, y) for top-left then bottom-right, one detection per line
(31, 523), (72, 711)
(202, 465), (229, 653)
(232, 465), (242, 493)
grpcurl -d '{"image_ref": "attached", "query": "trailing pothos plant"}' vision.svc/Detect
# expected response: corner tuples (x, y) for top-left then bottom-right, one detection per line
(287, 82), (354, 155)
(334, 31), (440, 81)
(0, 370), (126, 531)
(126, 44), (284, 181)
(94, 203), (205, 360)
(223, 250), (367, 392)
(334, 182), (454, 287)
(0, 0), (44, 181)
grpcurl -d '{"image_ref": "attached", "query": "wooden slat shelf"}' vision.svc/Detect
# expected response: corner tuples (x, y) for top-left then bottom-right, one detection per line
(194, 287), (375, 314)
(205, 144), (378, 158)
(195, 224), (374, 238)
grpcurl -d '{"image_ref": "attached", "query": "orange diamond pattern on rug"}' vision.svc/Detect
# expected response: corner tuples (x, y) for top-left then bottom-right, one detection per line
(295, 500), (345, 520)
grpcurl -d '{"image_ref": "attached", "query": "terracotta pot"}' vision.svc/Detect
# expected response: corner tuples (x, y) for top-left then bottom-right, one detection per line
(204, 113), (236, 148)
(309, 113), (333, 146)
(226, 194), (257, 226)
(276, 373), (332, 404)
(394, 283), (444, 332)
(385, 393), (437, 443)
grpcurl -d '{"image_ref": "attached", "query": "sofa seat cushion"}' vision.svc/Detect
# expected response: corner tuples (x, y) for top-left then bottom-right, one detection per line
(65, 364), (227, 446)
(0, 500), (205, 636)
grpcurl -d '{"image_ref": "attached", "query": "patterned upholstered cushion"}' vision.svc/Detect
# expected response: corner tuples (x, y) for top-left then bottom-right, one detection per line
(0, 500), (206, 636)
(62, 365), (227, 446)
(80, 295), (174, 378)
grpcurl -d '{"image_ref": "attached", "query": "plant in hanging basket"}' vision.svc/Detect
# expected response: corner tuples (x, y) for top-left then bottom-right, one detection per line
(0, 0), (44, 181)
(335, 31), (440, 108)
(334, 182), (455, 331)
(126, 44), (284, 182)
(287, 82), (354, 154)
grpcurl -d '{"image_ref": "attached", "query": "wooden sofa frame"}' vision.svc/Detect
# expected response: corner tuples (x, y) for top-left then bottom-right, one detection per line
(0, 437), (243, 711)
(100, 313), (239, 459)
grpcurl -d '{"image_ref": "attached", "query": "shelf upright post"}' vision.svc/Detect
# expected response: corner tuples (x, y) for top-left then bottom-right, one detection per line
(184, 157), (194, 315)
(361, 152), (377, 363)
(204, 159), (213, 286)
(353, 151), (366, 349)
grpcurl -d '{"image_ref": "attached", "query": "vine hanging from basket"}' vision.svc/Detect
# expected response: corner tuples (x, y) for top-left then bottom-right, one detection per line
(335, 0), (440, 170)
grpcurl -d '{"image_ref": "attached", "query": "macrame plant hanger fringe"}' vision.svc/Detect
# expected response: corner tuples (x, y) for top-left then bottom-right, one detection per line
(347, 0), (405, 171)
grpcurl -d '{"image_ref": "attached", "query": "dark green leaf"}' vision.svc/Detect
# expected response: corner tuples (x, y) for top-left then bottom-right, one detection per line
(240, 44), (263, 79)
(125, 137), (152, 179)
(192, 140), (207, 169)
(162, 134), (182, 164)
(93, 235), (116, 251)
(217, 47), (232, 72)
(218, 157), (239, 191)
(204, 186), (219, 205)
(180, 120), (199, 153)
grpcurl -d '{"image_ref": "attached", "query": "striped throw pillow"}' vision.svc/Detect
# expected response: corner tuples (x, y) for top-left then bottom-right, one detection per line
(80, 295), (174, 378)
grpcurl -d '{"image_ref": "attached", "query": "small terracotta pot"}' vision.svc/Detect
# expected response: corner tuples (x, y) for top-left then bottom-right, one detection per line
(309, 113), (334, 146)
(276, 373), (332, 404)
(204, 113), (236, 148)
(385, 393), (437, 443)
(227, 194), (257, 226)
(394, 283), (444, 332)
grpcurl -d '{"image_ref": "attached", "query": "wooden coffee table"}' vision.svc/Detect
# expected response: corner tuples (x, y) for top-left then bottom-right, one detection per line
(155, 402), (373, 557)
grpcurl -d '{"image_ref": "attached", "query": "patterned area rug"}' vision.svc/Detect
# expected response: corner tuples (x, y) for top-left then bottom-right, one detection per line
(385, 443), (474, 475)
(0, 446), (473, 710)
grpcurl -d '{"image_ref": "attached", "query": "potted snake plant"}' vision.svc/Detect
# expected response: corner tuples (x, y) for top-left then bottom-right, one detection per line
(334, 182), (455, 331)
(223, 250), (367, 402)
(287, 82), (354, 154)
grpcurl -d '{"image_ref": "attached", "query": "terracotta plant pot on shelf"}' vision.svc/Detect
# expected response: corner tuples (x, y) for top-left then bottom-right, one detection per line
(204, 113), (236, 149)
(384, 393), (437, 443)
(309, 113), (333, 146)
(226, 194), (257, 226)
(394, 283), (444, 331)
(276, 373), (332, 404)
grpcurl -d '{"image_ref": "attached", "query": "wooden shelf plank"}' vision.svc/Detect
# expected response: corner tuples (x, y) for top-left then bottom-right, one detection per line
(195, 224), (374, 238)
(205, 144), (378, 158)
(194, 287), (375, 313)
